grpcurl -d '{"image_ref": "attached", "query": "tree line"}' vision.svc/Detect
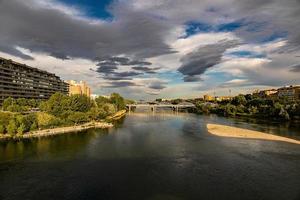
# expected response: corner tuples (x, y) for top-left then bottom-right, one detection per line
(192, 94), (300, 121)
(0, 93), (126, 135)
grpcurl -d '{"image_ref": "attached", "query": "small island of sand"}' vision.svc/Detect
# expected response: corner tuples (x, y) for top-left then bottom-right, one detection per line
(207, 124), (300, 145)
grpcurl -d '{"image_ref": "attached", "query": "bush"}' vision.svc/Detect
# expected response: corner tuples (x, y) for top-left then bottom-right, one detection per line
(2, 97), (14, 111)
(0, 124), (5, 134)
(7, 119), (17, 135)
(36, 112), (58, 128)
(224, 104), (237, 116)
(17, 123), (26, 135)
(30, 122), (38, 131)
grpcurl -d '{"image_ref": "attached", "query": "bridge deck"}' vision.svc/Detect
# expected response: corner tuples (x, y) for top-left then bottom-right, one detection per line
(126, 104), (195, 107)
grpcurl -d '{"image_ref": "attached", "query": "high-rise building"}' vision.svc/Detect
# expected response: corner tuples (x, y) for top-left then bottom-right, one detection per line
(67, 80), (91, 97)
(0, 57), (69, 104)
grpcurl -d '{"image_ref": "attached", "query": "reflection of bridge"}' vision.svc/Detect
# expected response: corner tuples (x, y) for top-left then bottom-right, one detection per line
(126, 103), (195, 113)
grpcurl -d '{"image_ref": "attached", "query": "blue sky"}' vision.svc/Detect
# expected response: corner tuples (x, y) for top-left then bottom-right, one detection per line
(0, 0), (299, 100)
(58, 0), (113, 19)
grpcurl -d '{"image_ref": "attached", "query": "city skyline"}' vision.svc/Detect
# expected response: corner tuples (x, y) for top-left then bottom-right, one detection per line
(0, 0), (300, 100)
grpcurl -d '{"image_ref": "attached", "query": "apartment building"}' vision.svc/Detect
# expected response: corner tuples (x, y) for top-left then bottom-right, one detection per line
(67, 80), (91, 97)
(278, 85), (300, 101)
(0, 57), (69, 104)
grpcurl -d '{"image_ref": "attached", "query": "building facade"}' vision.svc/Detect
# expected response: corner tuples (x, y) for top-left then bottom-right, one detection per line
(67, 80), (91, 97)
(253, 89), (278, 99)
(277, 85), (300, 101)
(215, 96), (233, 101)
(203, 95), (215, 101)
(0, 57), (69, 104)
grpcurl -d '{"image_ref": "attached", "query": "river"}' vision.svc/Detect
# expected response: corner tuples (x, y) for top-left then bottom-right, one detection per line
(0, 113), (300, 200)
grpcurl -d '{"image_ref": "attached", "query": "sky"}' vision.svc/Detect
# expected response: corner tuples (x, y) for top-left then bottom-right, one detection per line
(0, 0), (300, 100)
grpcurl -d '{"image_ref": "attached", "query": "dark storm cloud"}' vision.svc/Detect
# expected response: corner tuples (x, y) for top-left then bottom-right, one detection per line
(132, 66), (160, 74)
(183, 76), (202, 82)
(0, 0), (174, 60)
(102, 76), (133, 81)
(96, 68), (142, 80)
(289, 64), (300, 72)
(148, 81), (166, 90)
(103, 81), (140, 88)
(0, 44), (34, 60)
(95, 56), (153, 80)
(96, 56), (152, 66)
(225, 0), (300, 51)
(95, 65), (118, 74)
(136, 0), (300, 50)
(178, 40), (240, 81)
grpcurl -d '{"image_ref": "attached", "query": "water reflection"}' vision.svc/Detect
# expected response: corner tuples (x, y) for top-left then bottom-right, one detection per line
(0, 113), (299, 200)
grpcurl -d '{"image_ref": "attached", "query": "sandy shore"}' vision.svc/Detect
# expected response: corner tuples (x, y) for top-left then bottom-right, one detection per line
(207, 124), (300, 145)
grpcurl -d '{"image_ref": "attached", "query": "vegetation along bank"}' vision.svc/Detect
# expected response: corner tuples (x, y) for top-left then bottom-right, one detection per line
(0, 92), (128, 140)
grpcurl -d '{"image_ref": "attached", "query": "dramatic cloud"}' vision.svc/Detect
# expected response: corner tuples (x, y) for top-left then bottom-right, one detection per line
(131, 66), (160, 74)
(94, 56), (154, 80)
(103, 81), (140, 88)
(289, 64), (300, 72)
(0, 0), (174, 61)
(1, 0), (300, 100)
(183, 76), (202, 82)
(148, 82), (166, 90)
(178, 40), (240, 81)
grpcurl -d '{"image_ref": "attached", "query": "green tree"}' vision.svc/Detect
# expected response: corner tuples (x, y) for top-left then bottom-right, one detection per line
(2, 97), (14, 111)
(0, 124), (5, 134)
(17, 123), (26, 135)
(30, 122), (38, 131)
(95, 96), (110, 106)
(16, 98), (27, 107)
(231, 95), (247, 106)
(67, 112), (89, 124)
(36, 112), (57, 128)
(224, 104), (237, 116)
(7, 119), (17, 135)
(110, 93), (125, 110)
(69, 95), (92, 112)
(40, 93), (70, 116)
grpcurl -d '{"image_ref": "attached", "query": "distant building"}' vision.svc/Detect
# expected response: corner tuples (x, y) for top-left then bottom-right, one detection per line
(215, 96), (233, 101)
(90, 94), (99, 100)
(277, 85), (300, 101)
(203, 95), (215, 101)
(0, 57), (68, 104)
(253, 89), (278, 99)
(67, 80), (91, 97)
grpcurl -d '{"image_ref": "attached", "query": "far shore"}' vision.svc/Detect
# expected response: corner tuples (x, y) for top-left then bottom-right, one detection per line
(207, 124), (300, 145)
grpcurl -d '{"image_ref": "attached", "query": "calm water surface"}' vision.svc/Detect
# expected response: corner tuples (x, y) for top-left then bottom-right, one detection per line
(0, 113), (300, 200)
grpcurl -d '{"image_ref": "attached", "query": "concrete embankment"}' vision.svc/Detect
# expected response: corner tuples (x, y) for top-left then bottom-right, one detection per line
(106, 109), (127, 120)
(207, 124), (300, 145)
(23, 122), (113, 139)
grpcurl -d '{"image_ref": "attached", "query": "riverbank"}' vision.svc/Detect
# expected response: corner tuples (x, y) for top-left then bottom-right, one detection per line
(106, 109), (127, 120)
(0, 121), (113, 140)
(207, 124), (300, 145)
(0, 109), (127, 140)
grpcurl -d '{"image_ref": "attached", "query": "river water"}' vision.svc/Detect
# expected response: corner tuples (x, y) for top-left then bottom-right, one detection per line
(0, 113), (300, 200)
